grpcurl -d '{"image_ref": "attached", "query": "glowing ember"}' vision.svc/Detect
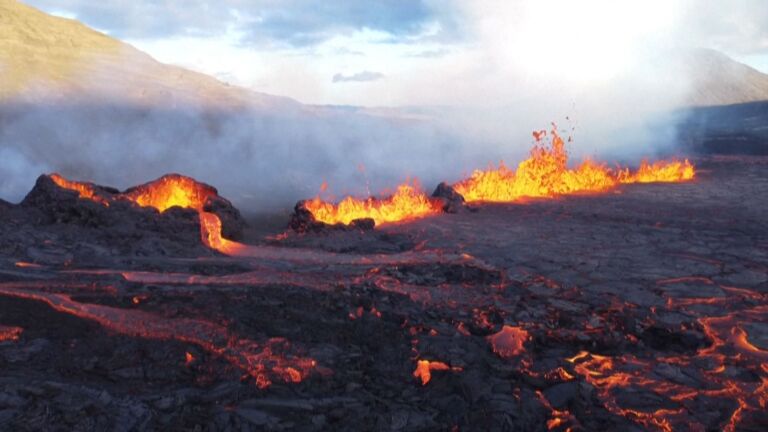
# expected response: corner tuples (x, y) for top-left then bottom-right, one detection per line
(487, 325), (529, 358)
(454, 125), (696, 203)
(0, 325), (23, 342)
(303, 180), (442, 226)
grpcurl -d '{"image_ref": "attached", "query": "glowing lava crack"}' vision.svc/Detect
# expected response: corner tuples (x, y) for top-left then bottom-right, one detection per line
(0, 286), (315, 388)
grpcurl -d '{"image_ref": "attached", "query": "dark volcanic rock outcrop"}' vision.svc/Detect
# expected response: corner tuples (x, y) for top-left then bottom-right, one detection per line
(21, 175), (116, 226)
(121, 173), (246, 241)
(431, 182), (466, 213)
(203, 194), (246, 240)
(3, 173), (248, 261)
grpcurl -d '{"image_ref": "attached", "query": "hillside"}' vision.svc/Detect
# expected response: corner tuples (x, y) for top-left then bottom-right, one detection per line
(0, 0), (295, 108)
(683, 48), (768, 107)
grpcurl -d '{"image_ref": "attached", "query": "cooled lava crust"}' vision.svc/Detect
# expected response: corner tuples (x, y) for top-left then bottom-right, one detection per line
(0, 157), (766, 431)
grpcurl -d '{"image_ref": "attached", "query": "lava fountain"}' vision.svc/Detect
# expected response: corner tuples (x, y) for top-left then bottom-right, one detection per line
(301, 124), (696, 226)
(302, 179), (443, 226)
(454, 125), (695, 203)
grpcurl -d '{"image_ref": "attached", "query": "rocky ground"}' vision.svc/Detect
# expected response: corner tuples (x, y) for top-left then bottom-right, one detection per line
(0, 156), (767, 431)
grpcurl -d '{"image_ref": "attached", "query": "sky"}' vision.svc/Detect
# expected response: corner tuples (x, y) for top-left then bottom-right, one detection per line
(25, 0), (768, 107)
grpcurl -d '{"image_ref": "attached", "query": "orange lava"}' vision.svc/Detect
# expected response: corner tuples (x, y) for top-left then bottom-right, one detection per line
(0, 325), (23, 342)
(454, 125), (695, 203)
(413, 359), (453, 385)
(0, 286), (316, 388)
(563, 303), (768, 431)
(122, 175), (216, 212)
(14, 261), (42, 269)
(303, 180), (442, 226)
(617, 159), (695, 184)
(48, 173), (240, 254)
(123, 175), (244, 254)
(198, 211), (243, 255)
(536, 390), (578, 431)
(50, 173), (110, 205)
(487, 325), (529, 358)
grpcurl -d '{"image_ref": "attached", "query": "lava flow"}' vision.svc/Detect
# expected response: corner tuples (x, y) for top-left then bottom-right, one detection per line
(487, 325), (529, 359)
(303, 179), (442, 226)
(454, 125), (695, 203)
(0, 286), (316, 388)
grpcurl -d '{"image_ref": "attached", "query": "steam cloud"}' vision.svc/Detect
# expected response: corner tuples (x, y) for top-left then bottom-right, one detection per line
(1, 0), (765, 212)
(0, 89), (470, 212)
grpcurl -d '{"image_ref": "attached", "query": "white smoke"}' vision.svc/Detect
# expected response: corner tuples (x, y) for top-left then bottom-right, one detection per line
(1, 0), (764, 211)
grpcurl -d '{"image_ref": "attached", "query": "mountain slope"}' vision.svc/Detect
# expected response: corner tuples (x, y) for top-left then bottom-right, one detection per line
(682, 48), (768, 107)
(0, 0), (295, 108)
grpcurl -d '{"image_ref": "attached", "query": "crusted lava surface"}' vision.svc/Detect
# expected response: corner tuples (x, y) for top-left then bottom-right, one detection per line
(1, 156), (767, 431)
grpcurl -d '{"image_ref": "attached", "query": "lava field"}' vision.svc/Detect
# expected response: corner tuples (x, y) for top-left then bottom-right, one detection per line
(0, 156), (767, 431)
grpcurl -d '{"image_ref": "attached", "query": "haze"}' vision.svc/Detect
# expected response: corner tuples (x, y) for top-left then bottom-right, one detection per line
(2, 0), (768, 212)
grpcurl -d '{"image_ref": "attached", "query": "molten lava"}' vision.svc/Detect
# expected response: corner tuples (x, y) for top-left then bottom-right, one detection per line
(122, 175), (244, 254)
(122, 175), (216, 212)
(302, 125), (695, 225)
(49, 173), (239, 254)
(50, 173), (110, 205)
(487, 325), (529, 358)
(454, 125), (695, 203)
(303, 180), (442, 226)
(413, 359), (455, 385)
(198, 212), (242, 255)
(0, 325), (23, 342)
(0, 286), (316, 389)
(618, 159), (696, 184)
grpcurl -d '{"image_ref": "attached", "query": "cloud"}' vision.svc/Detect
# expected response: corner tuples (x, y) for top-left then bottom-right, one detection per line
(332, 71), (385, 83)
(405, 48), (450, 58)
(333, 47), (365, 56)
(23, 0), (457, 47)
(678, 0), (768, 55)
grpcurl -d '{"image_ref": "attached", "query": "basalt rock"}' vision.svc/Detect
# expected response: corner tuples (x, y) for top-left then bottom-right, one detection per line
(203, 196), (246, 241)
(16, 174), (242, 255)
(431, 182), (466, 213)
(21, 175), (114, 226)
